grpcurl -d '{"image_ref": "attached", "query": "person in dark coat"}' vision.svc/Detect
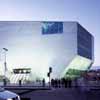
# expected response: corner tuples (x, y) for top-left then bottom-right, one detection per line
(51, 79), (54, 87)
(42, 78), (45, 87)
(19, 80), (22, 86)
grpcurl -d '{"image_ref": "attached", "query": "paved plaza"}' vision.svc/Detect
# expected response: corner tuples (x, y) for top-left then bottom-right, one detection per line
(19, 88), (100, 100)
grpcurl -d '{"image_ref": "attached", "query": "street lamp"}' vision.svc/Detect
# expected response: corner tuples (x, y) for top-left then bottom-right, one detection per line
(3, 48), (8, 85)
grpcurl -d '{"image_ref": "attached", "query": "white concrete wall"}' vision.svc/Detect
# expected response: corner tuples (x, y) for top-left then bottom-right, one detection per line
(0, 21), (78, 80)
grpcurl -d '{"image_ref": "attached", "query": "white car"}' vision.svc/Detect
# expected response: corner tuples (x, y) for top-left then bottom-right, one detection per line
(0, 88), (20, 100)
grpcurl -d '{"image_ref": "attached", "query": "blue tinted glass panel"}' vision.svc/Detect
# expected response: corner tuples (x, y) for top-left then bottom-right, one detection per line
(42, 22), (63, 34)
(77, 24), (93, 59)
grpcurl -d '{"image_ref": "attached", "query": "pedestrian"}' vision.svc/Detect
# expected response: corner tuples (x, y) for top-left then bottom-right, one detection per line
(3, 78), (7, 86)
(51, 79), (54, 87)
(42, 78), (45, 87)
(19, 80), (22, 86)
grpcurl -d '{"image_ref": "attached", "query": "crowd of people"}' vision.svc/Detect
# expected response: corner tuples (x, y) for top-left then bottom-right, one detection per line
(51, 78), (72, 88)
(2, 77), (78, 88)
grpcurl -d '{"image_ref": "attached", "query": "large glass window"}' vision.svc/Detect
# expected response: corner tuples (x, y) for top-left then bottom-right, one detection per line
(42, 22), (63, 34)
(77, 24), (93, 59)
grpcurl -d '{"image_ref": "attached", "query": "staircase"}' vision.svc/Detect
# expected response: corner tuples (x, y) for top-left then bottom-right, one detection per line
(8, 73), (31, 84)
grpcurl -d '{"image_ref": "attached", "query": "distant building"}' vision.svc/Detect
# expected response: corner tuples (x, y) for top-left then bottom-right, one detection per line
(0, 21), (94, 82)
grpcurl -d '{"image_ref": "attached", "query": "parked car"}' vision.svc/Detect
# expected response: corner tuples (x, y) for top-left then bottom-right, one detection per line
(0, 87), (20, 100)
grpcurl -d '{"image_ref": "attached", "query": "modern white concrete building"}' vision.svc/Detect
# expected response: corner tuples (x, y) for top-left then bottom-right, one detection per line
(0, 21), (94, 82)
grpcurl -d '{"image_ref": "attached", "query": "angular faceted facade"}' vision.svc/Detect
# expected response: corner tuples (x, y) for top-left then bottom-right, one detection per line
(0, 21), (94, 81)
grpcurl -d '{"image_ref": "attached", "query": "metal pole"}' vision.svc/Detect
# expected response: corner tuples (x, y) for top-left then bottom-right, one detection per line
(49, 75), (51, 87)
(3, 48), (8, 85)
(4, 51), (6, 75)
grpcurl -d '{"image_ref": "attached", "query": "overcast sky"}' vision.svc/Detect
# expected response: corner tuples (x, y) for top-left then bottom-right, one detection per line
(0, 0), (99, 67)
